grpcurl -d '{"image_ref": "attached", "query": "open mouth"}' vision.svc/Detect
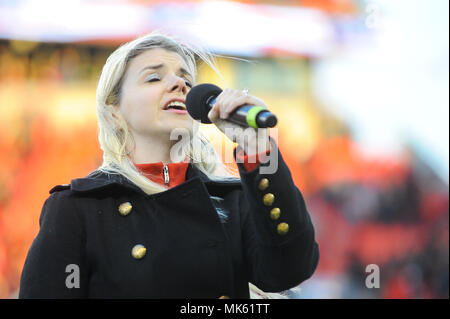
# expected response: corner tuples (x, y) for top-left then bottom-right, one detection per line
(164, 100), (186, 110)
(164, 100), (188, 114)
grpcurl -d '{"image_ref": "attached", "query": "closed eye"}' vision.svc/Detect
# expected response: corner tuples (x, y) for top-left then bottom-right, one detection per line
(145, 74), (192, 88)
(146, 77), (160, 83)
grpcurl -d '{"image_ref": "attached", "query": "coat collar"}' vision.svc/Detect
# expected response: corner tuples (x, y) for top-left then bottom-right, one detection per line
(61, 163), (241, 195)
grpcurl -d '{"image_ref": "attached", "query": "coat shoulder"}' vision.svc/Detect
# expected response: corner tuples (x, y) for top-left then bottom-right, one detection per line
(47, 170), (133, 196)
(49, 184), (71, 194)
(47, 170), (101, 195)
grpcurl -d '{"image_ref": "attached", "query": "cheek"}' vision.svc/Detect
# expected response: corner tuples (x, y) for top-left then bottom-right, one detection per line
(120, 87), (160, 128)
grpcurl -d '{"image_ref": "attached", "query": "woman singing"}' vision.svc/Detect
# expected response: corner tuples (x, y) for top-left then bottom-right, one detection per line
(19, 33), (319, 298)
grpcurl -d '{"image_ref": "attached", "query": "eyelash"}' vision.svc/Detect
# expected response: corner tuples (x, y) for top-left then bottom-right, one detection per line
(146, 76), (192, 88)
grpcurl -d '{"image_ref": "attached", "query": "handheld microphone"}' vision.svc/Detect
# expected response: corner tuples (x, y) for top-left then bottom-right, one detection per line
(185, 83), (278, 128)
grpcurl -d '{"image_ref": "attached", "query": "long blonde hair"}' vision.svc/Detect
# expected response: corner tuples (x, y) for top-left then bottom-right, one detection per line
(95, 31), (288, 299)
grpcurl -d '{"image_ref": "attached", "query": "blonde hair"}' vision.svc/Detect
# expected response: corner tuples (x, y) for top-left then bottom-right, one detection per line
(95, 31), (288, 299)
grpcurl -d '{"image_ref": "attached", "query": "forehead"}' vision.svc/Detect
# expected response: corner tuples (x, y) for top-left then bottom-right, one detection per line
(127, 48), (190, 74)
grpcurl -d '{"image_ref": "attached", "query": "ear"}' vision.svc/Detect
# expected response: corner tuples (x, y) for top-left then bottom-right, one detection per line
(111, 111), (119, 120)
(102, 104), (122, 131)
(106, 101), (120, 120)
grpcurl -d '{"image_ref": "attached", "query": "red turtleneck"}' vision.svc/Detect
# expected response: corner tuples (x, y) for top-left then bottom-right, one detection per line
(134, 147), (271, 188)
(134, 161), (190, 188)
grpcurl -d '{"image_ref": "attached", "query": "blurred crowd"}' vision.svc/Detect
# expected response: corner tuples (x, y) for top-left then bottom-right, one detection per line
(297, 137), (449, 298)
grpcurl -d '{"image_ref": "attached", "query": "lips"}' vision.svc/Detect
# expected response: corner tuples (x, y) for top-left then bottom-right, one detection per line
(164, 108), (188, 114)
(163, 98), (187, 111)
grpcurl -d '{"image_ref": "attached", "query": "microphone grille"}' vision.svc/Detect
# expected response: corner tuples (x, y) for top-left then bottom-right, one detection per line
(185, 83), (222, 124)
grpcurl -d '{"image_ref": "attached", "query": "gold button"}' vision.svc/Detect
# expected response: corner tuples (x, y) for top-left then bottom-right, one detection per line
(258, 178), (269, 191)
(118, 202), (132, 216)
(277, 222), (289, 235)
(131, 244), (147, 259)
(263, 193), (275, 206)
(270, 207), (281, 220)
(219, 295), (230, 299)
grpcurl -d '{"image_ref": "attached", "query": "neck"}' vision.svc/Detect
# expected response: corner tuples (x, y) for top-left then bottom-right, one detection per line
(131, 133), (182, 165)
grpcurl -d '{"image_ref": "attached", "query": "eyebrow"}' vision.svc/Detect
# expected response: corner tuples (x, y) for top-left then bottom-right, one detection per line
(139, 63), (192, 78)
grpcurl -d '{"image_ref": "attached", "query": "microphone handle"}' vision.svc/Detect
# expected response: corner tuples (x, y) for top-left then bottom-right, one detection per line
(207, 97), (277, 128)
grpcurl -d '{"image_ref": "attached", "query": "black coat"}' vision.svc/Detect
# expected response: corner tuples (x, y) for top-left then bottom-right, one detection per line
(19, 144), (319, 298)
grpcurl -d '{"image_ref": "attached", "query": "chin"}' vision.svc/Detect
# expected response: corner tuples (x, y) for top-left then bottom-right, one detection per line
(161, 121), (193, 137)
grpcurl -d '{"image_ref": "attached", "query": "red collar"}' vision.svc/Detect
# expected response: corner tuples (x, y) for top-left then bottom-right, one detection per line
(134, 161), (190, 188)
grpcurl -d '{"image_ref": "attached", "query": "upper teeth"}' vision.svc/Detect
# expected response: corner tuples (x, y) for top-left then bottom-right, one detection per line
(167, 101), (186, 109)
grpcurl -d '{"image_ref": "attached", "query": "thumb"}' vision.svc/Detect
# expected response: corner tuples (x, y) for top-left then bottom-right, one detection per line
(207, 105), (219, 122)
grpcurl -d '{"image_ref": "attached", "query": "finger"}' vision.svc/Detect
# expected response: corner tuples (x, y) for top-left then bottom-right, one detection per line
(220, 90), (242, 119)
(207, 103), (220, 122)
(220, 96), (235, 119)
(215, 88), (233, 105)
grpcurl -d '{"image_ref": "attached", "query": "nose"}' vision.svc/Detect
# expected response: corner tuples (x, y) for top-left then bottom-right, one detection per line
(167, 75), (188, 95)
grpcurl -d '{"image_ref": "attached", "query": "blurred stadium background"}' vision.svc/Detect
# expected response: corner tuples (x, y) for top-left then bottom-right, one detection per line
(0, 0), (448, 298)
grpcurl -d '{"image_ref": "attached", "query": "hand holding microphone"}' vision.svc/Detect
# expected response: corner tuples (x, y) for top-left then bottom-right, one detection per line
(185, 83), (278, 129)
(185, 84), (276, 155)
